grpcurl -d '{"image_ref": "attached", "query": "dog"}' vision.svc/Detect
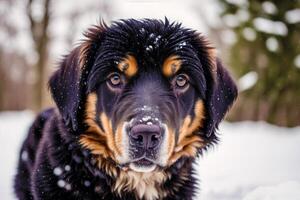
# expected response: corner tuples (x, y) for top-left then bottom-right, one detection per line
(14, 19), (237, 200)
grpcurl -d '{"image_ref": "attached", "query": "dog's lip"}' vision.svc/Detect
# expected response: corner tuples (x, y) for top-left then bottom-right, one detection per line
(133, 158), (154, 166)
(118, 155), (157, 168)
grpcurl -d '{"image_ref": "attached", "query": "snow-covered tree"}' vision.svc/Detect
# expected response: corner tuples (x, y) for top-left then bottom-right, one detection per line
(219, 0), (300, 126)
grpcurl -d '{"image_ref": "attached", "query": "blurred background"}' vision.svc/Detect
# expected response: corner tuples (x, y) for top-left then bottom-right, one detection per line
(0, 0), (299, 126)
(0, 0), (300, 200)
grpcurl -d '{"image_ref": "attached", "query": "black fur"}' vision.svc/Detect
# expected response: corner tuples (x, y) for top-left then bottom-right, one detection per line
(14, 19), (237, 200)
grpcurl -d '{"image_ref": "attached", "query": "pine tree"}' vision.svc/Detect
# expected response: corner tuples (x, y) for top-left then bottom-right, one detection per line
(218, 0), (300, 126)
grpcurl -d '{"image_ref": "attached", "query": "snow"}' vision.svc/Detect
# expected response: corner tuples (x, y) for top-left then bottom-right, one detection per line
(266, 37), (279, 52)
(262, 1), (277, 15)
(224, 0), (248, 7)
(223, 14), (241, 28)
(196, 122), (300, 200)
(1, 111), (300, 199)
(238, 71), (258, 91)
(294, 55), (300, 69)
(0, 111), (34, 200)
(285, 9), (300, 24)
(242, 27), (256, 41)
(253, 18), (288, 36)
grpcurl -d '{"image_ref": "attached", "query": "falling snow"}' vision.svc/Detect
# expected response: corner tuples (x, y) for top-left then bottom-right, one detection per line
(84, 180), (91, 187)
(64, 165), (71, 171)
(53, 167), (63, 176)
(65, 183), (72, 191)
(57, 180), (66, 188)
(21, 151), (28, 161)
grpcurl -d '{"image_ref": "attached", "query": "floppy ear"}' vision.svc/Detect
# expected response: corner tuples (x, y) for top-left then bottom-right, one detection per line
(49, 48), (81, 131)
(205, 58), (238, 137)
(48, 24), (106, 132)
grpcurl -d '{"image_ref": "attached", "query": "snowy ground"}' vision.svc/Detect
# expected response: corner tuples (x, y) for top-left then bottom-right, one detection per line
(1, 111), (300, 200)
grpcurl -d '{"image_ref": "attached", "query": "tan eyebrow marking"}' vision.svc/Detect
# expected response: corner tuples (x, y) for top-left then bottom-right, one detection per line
(117, 55), (138, 77)
(162, 55), (182, 77)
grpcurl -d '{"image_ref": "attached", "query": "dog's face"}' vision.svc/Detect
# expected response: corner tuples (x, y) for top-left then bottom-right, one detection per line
(49, 19), (237, 174)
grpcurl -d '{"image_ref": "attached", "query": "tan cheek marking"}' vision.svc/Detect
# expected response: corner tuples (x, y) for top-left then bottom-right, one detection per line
(79, 136), (111, 158)
(177, 100), (205, 144)
(186, 100), (205, 136)
(100, 113), (122, 157)
(84, 93), (105, 134)
(177, 116), (192, 144)
(115, 122), (125, 156)
(79, 93), (121, 161)
(168, 100), (206, 165)
(168, 139), (203, 166)
(167, 127), (176, 159)
(79, 93), (113, 159)
(162, 55), (182, 77)
(118, 55), (138, 77)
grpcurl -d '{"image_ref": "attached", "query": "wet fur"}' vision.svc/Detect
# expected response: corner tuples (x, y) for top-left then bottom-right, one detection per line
(14, 19), (237, 200)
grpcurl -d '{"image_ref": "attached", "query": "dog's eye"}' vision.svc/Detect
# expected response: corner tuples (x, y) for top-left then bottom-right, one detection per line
(110, 73), (121, 85)
(175, 74), (189, 88)
(176, 75), (187, 87)
(172, 74), (189, 93)
(107, 72), (123, 90)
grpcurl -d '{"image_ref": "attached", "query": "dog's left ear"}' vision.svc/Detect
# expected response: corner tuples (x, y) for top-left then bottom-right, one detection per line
(48, 24), (106, 132)
(205, 58), (238, 137)
(49, 48), (82, 131)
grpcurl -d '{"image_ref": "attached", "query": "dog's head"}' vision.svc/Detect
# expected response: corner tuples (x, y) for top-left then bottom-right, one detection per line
(49, 19), (237, 173)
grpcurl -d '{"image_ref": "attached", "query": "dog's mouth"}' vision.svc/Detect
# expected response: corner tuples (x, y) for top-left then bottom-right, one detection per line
(129, 157), (157, 172)
(118, 155), (158, 172)
(133, 158), (154, 166)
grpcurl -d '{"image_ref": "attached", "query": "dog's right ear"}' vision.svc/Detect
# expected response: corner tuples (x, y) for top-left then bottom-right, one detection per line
(48, 24), (107, 132)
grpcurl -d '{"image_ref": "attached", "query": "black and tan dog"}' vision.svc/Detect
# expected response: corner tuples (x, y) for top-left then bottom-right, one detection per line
(14, 19), (237, 200)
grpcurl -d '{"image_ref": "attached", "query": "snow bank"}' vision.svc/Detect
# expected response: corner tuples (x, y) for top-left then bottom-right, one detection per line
(1, 111), (300, 199)
(196, 121), (300, 200)
(0, 111), (34, 200)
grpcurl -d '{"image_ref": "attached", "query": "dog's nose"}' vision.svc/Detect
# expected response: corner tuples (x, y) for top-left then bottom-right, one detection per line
(129, 124), (162, 149)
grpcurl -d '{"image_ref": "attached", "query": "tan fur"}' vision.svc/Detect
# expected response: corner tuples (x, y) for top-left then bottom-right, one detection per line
(83, 93), (104, 134)
(167, 127), (176, 159)
(162, 55), (182, 77)
(168, 100), (206, 165)
(95, 155), (118, 177)
(89, 153), (170, 200)
(118, 55), (138, 77)
(113, 170), (169, 200)
(115, 122), (125, 156)
(100, 113), (122, 158)
(79, 93), (112, 158)
(79, 93), (121, 160)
